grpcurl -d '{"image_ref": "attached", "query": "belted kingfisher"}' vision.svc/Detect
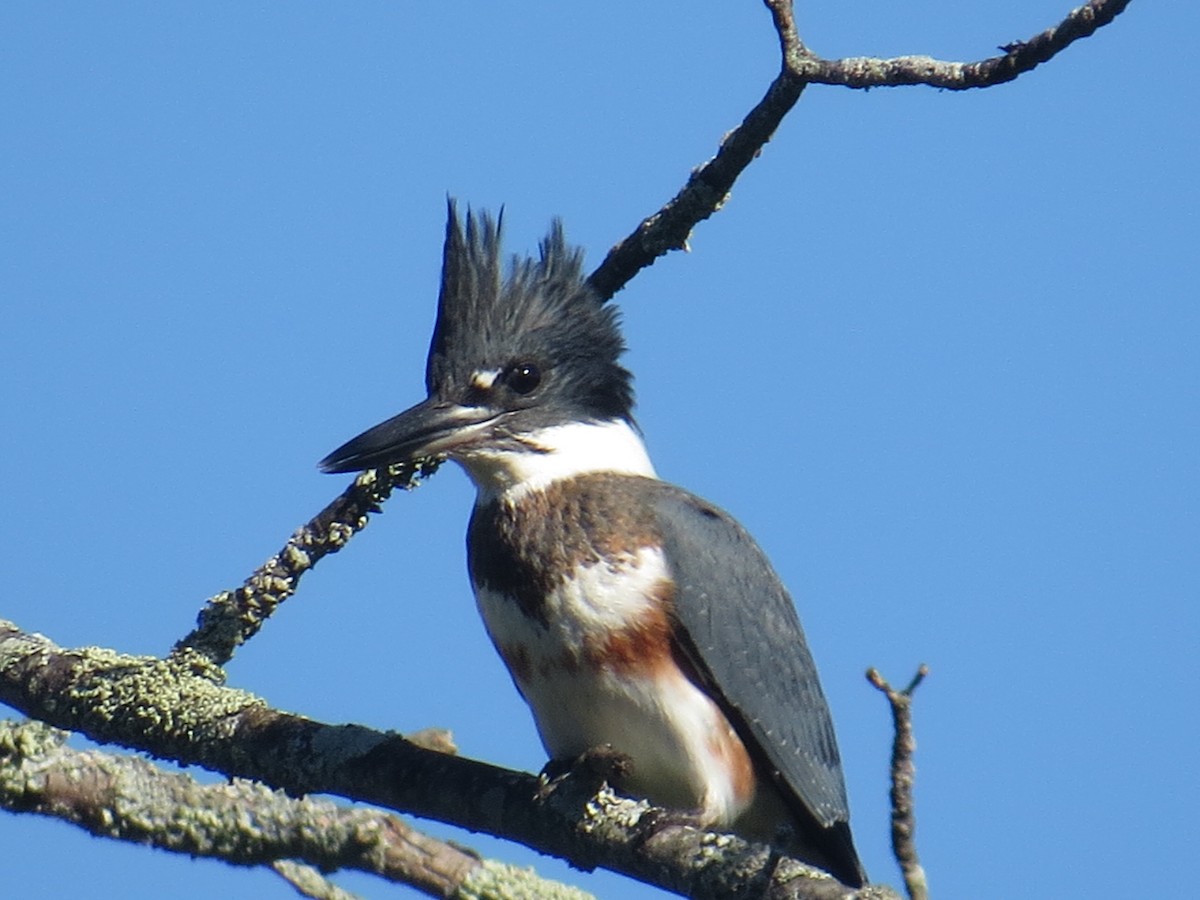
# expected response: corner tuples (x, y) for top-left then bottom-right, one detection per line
(320, 204), (866, 887)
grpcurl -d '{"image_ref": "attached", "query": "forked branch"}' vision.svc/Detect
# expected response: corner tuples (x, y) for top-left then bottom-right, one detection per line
(587, 0), (1133, 299)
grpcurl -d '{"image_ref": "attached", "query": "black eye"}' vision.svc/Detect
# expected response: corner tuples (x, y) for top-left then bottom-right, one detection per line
(506, 362), (542, 395)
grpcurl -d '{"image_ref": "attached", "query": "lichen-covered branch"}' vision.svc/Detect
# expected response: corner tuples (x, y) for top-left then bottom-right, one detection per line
(0, 719), (505, 899)
(586, 0), (1133, 298)
(867, 667), (930, 900)
(0, 618), (896, 900)
(172, 460), (439, 666)
(271, 862), (365, 900)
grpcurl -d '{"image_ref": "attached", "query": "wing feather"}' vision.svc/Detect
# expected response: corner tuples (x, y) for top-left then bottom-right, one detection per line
(649, 482), (850, 828)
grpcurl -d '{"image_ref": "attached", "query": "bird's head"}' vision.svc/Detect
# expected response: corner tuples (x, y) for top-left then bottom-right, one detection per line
(320, 203), (640, 493)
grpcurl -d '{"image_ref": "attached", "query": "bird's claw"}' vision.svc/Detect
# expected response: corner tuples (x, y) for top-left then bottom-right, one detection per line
(536, 744), (632, 800)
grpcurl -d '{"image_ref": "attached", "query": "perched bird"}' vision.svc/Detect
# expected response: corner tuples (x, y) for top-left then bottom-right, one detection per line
(321, 204), (866, 886)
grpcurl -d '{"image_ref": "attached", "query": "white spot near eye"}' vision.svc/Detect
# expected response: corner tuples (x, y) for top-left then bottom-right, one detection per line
(471, 369), (501, 391)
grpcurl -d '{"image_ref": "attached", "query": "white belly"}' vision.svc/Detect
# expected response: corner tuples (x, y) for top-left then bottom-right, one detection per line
(474, 546), (755, 824)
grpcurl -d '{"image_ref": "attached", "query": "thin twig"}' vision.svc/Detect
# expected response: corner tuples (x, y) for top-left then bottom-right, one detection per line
(867, 666), (930, 900)
(797, 0), (1133, 90)
(585, 68), (804, 301)
(585, 0), (807, 301)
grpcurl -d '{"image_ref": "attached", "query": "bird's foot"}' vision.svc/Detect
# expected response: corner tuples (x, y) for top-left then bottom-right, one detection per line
(536, 744), (632, 801)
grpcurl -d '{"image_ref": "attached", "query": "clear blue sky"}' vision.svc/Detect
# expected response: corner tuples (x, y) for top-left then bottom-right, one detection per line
(2, 3), (1195, 898)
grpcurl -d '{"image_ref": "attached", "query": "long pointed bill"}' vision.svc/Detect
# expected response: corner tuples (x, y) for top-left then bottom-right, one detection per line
(318, 397), (500, 473)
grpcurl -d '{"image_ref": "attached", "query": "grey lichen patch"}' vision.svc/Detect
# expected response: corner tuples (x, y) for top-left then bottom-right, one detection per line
(580, 787), (650, 835)
(692, 827), (738, 864)
(64, 646), (267, 744)
(0, 719), (67, 762)
(168, 647), (228, 684)
(771, 856), (840, 885)
(113, 773), (276, 850)
(272, 860), (364, 900)
(458, 859), (596, 900)
(283, 541), (312, 570)
(325, 521), (357, 547)
(352, 468), (383, 490)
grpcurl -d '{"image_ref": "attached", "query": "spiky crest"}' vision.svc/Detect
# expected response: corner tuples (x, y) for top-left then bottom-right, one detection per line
(425, 201), (634, 423)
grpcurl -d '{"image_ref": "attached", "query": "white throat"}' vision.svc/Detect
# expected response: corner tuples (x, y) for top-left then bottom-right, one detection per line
(456, 418), (657, 503)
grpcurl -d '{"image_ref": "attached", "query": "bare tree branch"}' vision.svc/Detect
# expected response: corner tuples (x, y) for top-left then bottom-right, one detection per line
(172, 460), (439, 666)
(0, 619), (898, 900)
(587, 0), (1133, 299)
(797, 0), (1133, 90)
(586, 64), (804, 301)
(867, 668), (930, 900)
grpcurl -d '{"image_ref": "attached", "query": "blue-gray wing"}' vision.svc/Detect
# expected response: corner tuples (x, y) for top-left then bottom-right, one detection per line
(649, 482), (850, 829)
